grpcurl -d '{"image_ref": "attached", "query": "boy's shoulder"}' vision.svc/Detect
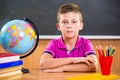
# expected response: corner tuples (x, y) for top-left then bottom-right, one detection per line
(49, 37), (62, 45)
(77, 36), (92, 46)
(49, 36), (91, 44)
(78, 36), (90, 42)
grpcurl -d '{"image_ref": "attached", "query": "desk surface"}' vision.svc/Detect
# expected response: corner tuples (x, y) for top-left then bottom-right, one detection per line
(21, 70), (120, 80)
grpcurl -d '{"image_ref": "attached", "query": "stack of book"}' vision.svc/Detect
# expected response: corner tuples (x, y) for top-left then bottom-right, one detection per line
(0, 53), (23, 80)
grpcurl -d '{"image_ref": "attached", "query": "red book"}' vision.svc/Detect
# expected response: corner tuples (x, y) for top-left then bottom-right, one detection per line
(0, 53), (20, 63)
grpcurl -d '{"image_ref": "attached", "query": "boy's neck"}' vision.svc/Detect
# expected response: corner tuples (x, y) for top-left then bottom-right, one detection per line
(63, 36), (78, 51)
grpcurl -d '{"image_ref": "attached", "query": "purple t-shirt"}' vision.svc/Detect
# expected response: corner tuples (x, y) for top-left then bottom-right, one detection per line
(44, 36), (96, 58)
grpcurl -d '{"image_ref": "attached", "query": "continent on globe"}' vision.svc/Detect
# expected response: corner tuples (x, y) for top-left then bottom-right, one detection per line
(0, 20), (36, 54)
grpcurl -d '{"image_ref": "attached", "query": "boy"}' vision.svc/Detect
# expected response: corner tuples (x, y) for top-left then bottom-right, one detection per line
(40, 3), (97, 72)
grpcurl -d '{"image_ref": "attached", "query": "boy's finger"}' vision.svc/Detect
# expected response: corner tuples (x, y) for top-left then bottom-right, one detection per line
(86, 58), (94, 63)
(85, 60), (91, 66)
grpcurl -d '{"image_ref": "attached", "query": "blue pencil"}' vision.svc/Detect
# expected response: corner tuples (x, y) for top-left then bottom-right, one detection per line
(111, 47), (115, 56)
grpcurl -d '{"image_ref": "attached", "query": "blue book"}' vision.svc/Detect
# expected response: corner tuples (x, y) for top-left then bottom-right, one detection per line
(0, 60), (23, 69)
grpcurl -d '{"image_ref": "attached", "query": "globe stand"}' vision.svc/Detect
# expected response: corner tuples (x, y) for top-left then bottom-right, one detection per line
(21, 68), (29, 74)
(20, 18), (39, 74)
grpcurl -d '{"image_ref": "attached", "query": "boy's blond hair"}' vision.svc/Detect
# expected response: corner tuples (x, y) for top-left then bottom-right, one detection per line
(57, 3), (83, 22)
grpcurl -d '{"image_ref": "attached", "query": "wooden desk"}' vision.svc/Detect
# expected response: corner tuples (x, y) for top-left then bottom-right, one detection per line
(21, 70), (120, 80)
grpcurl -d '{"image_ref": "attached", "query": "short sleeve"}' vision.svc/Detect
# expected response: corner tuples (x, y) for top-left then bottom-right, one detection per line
(84, 39), (96, 57)
(43, 40), (56, 57)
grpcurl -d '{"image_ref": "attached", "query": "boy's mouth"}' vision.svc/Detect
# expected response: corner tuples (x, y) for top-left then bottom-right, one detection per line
(66, 31), (73, 33)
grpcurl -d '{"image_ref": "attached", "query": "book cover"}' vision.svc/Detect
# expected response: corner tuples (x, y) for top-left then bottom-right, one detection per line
(0, 75), (22, 80)
(0, 53), (20, 63)
(0, 66), (22, 74)
(0, 70), (22, 79)
(0, 60), (23, 69)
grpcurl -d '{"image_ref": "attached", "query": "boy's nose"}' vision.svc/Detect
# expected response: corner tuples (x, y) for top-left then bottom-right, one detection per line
(66, 26), (72, 29)
(66, 23), (72, 29)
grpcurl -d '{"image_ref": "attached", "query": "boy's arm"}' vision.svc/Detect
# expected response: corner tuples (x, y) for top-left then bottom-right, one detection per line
(42, 62), (96, 72)
(39, 53), (73, 69)
(41, 54), (98, 72)
(86, 54), (98, 70)
(40, 53), (97, 70)
(63, 54), (98, 72)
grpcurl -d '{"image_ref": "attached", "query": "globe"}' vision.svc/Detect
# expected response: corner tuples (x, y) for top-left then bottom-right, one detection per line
(0, 18), (39, 58)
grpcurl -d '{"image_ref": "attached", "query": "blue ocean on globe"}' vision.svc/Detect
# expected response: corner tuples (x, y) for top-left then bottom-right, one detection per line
(0, 20), (36, 54)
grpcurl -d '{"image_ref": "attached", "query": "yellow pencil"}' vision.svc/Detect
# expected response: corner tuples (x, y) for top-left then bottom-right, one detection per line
(106, 46), (108, 56)
(103, 49), (106, 57)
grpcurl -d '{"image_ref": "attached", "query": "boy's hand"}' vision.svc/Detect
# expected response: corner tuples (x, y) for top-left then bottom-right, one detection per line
(87, 57), (95, 64)
(72, 57), (95, 66)
(86, 54), (96, 64)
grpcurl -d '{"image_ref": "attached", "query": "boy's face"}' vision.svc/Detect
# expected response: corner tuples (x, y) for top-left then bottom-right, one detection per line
(57, 12), (83, 38)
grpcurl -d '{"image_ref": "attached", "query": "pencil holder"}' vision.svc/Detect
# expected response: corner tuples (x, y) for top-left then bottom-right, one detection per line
(99, 56), (113, 75)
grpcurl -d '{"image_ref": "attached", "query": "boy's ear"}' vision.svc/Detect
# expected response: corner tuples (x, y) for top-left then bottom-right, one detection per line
(56, 23), (61, 31)
(79, 22), (83, 30)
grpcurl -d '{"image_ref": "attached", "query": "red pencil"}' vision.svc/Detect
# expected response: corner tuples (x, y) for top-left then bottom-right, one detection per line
(96, 46), (102, 56)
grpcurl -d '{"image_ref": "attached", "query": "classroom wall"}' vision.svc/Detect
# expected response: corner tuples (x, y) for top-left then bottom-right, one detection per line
(0, 39), (120, 71)
(1, 0), (120, 36)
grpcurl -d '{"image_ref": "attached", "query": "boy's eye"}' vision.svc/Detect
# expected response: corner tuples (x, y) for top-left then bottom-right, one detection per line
(62, 21), (68, 24)
(72, 21), (77, 23)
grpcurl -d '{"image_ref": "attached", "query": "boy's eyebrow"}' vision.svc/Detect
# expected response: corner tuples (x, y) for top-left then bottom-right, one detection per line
(61, 19), (77, 21)
(60, 19), (78, 22)
(72, 19), (78, 21)
(61, 19), (67, 21)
